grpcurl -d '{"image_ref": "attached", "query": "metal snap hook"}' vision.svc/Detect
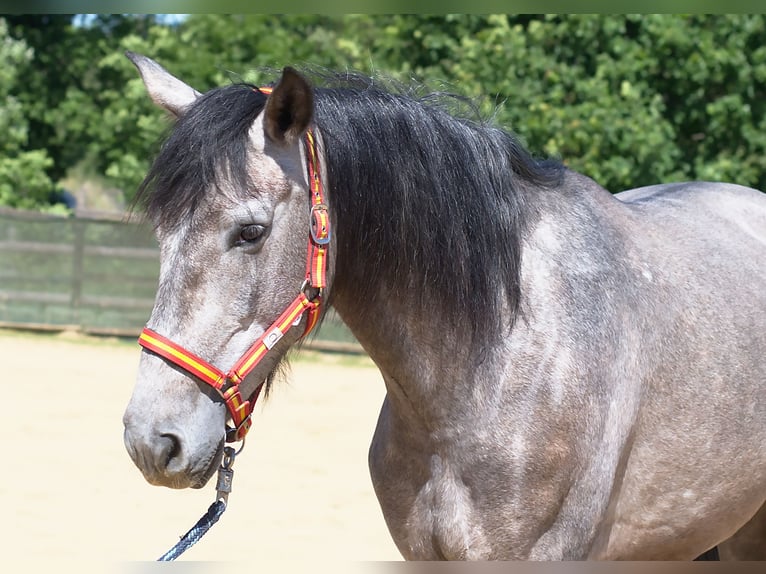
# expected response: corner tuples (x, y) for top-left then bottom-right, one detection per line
(216, 446), (237, 503)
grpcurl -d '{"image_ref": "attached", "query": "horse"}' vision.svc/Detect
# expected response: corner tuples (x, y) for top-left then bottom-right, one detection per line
(121, 52), (766, 560)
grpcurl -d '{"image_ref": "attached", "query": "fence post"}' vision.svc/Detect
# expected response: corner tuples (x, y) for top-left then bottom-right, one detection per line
(71, 218), (85, 326)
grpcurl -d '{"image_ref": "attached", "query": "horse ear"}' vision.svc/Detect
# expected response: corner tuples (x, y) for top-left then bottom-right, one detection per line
(263, 67), (314, 146)
(125, 51), (201, 117)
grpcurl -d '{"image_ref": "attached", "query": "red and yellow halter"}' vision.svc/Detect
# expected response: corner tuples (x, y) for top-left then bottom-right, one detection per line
(138, 86), (330, 443)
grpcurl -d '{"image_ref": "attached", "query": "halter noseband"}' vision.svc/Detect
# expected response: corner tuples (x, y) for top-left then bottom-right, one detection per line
(138, 86), (330, 443)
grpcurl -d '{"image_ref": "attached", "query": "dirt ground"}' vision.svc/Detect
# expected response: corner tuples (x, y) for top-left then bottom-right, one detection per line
(0, 328), (402, 567)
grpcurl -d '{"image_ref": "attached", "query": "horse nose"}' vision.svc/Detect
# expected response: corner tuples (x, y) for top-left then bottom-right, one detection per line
(123, 423), (190, 488)
(155, 432), (183, 469)
(122, 372), (226, 489)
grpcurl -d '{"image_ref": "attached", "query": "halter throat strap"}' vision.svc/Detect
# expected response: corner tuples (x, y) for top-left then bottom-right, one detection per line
(138, 94), (330, 442)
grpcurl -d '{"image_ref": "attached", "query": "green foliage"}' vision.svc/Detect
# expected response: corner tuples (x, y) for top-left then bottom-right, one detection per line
(0, 18), (55, 209)
(4, 14), (766, 211)
(346, 14), (766, 193)
(452, 14), (689, 191)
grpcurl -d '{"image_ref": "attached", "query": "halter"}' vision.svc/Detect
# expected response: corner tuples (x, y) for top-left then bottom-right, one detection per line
(138, 86), (330, 443)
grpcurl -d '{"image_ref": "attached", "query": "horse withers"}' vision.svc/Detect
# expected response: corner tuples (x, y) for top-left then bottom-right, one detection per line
(122, 52), (766, 560)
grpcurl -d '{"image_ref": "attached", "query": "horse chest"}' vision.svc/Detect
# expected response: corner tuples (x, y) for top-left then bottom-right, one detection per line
(368, 396), (581, 560)
(370, 444), (492, 560)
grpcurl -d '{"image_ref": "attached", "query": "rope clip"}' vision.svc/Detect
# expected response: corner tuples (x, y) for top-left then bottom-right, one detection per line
(215, 446), (237, 504)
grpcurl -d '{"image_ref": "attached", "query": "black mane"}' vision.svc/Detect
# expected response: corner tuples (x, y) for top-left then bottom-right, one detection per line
(138, 84), (270, 229)
(139, 72), (565, 336)
(313, 75), (564, 334)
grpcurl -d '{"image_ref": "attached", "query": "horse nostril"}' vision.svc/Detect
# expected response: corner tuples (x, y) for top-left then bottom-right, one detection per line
(159, 433), (183, 468)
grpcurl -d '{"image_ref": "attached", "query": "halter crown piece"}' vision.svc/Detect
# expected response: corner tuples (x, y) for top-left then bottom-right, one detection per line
(138, 85), (330, 443)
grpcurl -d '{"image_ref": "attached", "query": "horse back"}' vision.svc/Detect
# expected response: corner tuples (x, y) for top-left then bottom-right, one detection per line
(617, 181), (766, 248)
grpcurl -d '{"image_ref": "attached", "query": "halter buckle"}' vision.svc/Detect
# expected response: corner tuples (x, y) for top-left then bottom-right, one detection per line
(310, 203), (331, 245)
(225, 416), (252, 443)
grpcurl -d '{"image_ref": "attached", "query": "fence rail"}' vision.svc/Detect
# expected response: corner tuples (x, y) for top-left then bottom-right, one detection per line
(0, 207), (362, 352)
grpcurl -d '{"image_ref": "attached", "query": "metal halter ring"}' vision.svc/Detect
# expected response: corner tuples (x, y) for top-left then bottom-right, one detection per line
(300, 278), (322, 302)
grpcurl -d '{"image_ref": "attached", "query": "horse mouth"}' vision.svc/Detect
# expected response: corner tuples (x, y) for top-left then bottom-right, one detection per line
(191, 440), (225, 489)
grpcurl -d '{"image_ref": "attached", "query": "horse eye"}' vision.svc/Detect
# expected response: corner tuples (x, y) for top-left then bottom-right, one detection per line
(239, 224), (265, 244)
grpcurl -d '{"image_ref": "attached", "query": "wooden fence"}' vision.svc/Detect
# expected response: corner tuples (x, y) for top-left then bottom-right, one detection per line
(0, 207), (361, 352)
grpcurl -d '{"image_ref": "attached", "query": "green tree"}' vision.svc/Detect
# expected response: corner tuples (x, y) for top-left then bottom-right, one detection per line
(346, 14), (766, 193)
(4, 14), (765, 211)
(5, 14), (161, 206)
(0, 18), (55, 209)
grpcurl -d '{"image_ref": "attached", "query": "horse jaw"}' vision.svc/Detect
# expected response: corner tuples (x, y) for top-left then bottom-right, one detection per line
(125, 51), (201, 116)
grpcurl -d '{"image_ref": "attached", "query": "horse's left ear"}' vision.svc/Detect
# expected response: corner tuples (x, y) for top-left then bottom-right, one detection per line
(263, 67), (314, 146)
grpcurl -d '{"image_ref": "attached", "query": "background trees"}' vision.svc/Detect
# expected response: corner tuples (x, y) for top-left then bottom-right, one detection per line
(0, 18), (55, 209)
(3, 14), (765, 211)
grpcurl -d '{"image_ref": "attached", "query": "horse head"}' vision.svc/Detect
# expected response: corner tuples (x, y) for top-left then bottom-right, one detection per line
(122, 53), (325, 489)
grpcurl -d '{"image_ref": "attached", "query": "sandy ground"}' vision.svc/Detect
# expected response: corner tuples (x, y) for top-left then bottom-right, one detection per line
(0, 328), (402, 568)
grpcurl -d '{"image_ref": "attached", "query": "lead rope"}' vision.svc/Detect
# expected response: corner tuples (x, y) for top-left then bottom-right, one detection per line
(157, 445), (239, 561)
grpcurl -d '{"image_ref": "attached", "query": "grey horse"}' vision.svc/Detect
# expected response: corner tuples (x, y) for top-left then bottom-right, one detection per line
(122, 52), (766, 560)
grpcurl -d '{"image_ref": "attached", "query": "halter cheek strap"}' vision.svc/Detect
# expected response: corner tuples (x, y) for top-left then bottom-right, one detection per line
(138, 91), (330, 442)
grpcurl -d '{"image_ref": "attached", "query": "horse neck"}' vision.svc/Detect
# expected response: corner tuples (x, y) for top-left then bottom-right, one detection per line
(327, 169), (619, 428)
(312, 92), (569, 422)
(326, 193), (531, 428)
(331, 287), (496, 422)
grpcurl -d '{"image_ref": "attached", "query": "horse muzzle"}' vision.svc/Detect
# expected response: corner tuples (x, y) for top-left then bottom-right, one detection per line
(122, 367), (227, 489)
(123, 421), (223, 489)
